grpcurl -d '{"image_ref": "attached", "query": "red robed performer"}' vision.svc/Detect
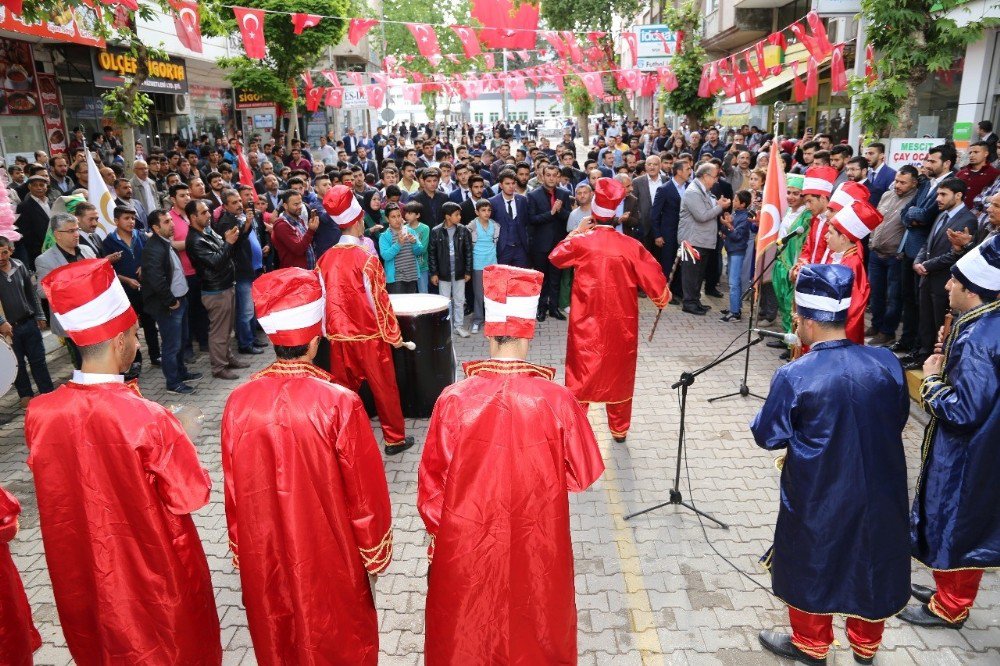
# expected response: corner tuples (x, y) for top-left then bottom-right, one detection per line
(0, 485), (41, 666)
(317, 185), (415, 455)
(419, 264), (605, 664)
(26, 258), (221, 665)
(823, 199), (881, 344)
(549, 177), (670, 441)
(221, 268), (394, 665)
(796, 166), (839, 269)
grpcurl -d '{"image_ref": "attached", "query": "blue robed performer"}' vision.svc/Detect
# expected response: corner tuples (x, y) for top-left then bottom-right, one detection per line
(750, 264), (911, 665)
(899, 235), (1000, 631)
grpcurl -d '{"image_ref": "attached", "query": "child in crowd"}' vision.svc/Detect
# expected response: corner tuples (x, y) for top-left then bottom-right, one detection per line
(404, 200), (431, 293)
(379, 202), (425, 293)
(429, 201), (473, 337)
(467, 198), (500, 333)
(720, 190), (756, 322)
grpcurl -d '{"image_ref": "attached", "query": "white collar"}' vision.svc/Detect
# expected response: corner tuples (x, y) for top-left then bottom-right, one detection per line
(72, 370), (125, 385)
(337, 235), (363, 246)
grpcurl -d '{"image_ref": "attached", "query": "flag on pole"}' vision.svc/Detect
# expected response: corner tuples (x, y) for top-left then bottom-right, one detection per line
(756, 139), (786, 257)
(85, 147), (116, 237)
(236, 144), (259, 203)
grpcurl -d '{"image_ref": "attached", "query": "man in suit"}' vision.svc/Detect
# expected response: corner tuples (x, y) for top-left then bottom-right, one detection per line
(253, 161), (275, 195)
(977, 120), (998, 163)
(449, 163), (474, 205)
(631, 156), (666, 251)
(460, 176), (486, 225)
(261, 175), (283, 214)
(75, 203), (105, 257)
(526, 165), (572, 321)
(908, 177), (979, 368)
(650, 160), (690, 302)
(863, 142), (896, 208)
(14, 175), (51, 267)
(678, 163), (730, 315)
(342, 128), (359, 156)
(897, 144), (955, 353)
(130, 160), (160, 214)
(353, 146), (379, 181)
(489, 169), (529, 268)
(114, 178), (148, 229)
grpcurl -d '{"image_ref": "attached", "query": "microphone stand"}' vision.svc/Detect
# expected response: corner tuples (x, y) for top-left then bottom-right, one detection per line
(707, 238), (796, 403)
(624, 335), (765, 525)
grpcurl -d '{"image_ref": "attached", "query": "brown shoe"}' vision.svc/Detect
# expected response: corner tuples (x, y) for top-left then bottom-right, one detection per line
(18, 396), (31, 408)
(226, 359), (251, 369)
(213, 369), (239, 379)
(870, 332), (896, 347)
(864, 325), (878, 337)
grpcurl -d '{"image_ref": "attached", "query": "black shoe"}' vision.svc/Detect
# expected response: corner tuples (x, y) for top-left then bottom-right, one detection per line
(385, 436), (415, 456)
(865, 325), (878, 337)
(536, 311), (547, 322)
(904, 356), (928, 371)
(682, 306), (707, 316)
(697, 304), (711, 312)
(548, 309), (566, 321)
(706, 289), (724, 298)
(613, 435), (626, 443)
(911, 583), (935, 605)
(638, 290), (647, 299)
(252, 340), (269, 349)
(779, 350), (791, 360)
(721, 312), (742, 322)
(238, 346), (265, 355)
(182, 372), (203, 382)
(124, 361), (142, 382)
(898, 603), (965, 629)
(854, 654), (874, 665)
(758, 630), (826, 665)
(890, 340), (914, 354)
(168, 383), (196, 395)
(759, 315), (776, 325)
(720, 309), (730, 315)
(669, 297), (681, 306)
(767, 338), (787, 348)
(150, 357), (161, 367)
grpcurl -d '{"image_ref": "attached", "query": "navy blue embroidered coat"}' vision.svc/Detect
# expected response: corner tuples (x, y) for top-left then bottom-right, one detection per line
(751, 339), (911, 619)
(913, 300), (1000, 570)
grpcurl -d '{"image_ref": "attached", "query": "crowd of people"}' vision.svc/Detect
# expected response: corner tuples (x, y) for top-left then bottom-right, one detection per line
(0, 112), (998, 665)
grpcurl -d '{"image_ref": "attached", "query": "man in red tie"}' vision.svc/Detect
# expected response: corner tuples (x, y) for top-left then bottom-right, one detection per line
(221, 268), (394, 665)
(419, 264), (605, 665)
(27, 258), (220, 665)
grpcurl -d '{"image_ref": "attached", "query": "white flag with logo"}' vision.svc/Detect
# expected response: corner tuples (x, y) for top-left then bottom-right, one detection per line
(85, 147), (116, 237)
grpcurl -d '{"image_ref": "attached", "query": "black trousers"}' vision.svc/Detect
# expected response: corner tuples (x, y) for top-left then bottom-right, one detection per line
(658, 239), (683, 300)
(917, 273), (950, 355)
(124, 285), (160, 363)
(899, 259), (920, 347)
(387, 281), (418, 294)
(681, 246), (715, 309)
(529, 250), (562, 313)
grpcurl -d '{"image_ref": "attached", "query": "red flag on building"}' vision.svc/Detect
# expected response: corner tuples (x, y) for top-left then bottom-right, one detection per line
(407, 23), (442, 66)
(830, 43), (847, 93)
(292, 13), (321, 35)
(348, 17), (379, 45)
(233, 7), (266, 59)
(168, 0), (203, 53)
(451, 25), (482, 59)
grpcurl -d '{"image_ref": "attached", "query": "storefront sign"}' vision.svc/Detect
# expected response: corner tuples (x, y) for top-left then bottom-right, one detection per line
(37, 73), (67, 155)
(0, 39), (42, 118)
(952, 121), (974, 151)
(886, 138), (944, 169)
(342, 86), (369, 109)
(235, 87), (272, 110)
(633, 25), (676, 71)
(0, 6), (105, 47)
(92, 48), (188, 94)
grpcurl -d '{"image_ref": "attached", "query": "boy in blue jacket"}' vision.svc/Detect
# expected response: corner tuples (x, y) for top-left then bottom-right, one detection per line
(721, 190), (757, 322)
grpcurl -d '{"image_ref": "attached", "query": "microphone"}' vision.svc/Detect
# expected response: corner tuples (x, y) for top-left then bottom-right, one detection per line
(776, 226), (806, 247)
(752, 328), (799, 346)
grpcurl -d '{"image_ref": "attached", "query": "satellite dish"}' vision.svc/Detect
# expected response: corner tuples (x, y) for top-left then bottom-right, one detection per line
(381, 108), (395, 122)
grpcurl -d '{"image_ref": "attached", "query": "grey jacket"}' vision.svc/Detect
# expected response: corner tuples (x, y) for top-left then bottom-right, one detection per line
(34, 244), (97, 337)
(678, 179), (723, 248)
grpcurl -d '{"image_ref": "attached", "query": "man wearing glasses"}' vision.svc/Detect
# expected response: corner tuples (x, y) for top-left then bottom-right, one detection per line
(677, 163), (731, 315)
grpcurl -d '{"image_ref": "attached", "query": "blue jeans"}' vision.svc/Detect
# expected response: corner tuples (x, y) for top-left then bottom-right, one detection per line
(155, 297), (190, 389)
(11, 319), (53, 398)
(868, 253), (902, 335)
(416, 270), (429, 294)
(727, 253), (746, 315)
(234, 279), (256, 349)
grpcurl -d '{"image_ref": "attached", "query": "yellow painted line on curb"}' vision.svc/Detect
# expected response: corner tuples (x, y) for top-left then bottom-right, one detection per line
(594, 424), (665, 666)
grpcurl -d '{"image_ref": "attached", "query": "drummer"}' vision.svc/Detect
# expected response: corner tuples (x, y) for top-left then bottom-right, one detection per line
(317, 185), (415, 456)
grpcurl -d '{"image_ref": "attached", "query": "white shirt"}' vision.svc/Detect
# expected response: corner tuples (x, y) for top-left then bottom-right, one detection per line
(31, 195), (50, 215)
(501, 195), (517, 219)
(72, 370), (124, 384)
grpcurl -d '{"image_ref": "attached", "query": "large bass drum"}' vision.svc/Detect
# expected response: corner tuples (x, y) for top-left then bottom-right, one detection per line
(389, 294), (457, 418)
(0, 338), (16, 398)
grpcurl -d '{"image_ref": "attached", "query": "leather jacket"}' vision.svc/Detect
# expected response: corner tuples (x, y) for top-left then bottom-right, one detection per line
(428, 222), (473, 280)
(185, 225), (235, 291)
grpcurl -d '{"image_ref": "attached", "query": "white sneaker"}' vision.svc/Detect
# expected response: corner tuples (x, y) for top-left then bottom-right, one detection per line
(455, 327), (471, 338)
(471, 323), (480, 334)
(564, 307), (570, 314)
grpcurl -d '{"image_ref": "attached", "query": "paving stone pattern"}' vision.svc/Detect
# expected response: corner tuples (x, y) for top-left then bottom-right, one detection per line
(1, 294), (997, 665)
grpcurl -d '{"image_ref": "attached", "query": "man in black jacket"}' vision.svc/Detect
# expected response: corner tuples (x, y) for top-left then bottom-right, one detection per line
(428, 201), (473, 336)
(526, 165), (572, 320)
(142, 210), (202, 394)
(411, 167), (450, 229)
(214, 185), (268, 355)
(184, 197), (250, 379)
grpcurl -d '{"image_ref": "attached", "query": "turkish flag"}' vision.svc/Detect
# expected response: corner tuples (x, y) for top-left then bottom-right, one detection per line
(451, 25), (482, 58)
(301, 71), (313, 89)
(865, 44), (876, 84)
(830, 43), (847, 93)
(484, 53), (495, 69)
(697, 63), (712, 98)
(347, 71), (364, 87)
(640, 73), (657, 97)
(579, 71), (604, 98)
(365, 85), (386, 108)
(348, 17), (379, 46)
(472, 0), (538, 50)
(618, 69), (642, 92)
(235, 145), (258, 203)
(563, 31), (583, 63)
(292, 13), (321, 35)
(305, 87), (322, 112)
(233, 7), (266, 59)
(805, 56), (819, 98)
(169, 0), (203, 53)
(621, 32), (637, 60)
(403, 84), (423, 104)
(322, 70), (340, 86)
(325, 87), (343, 108)
(658, 67), (678, 92)
(407, 23), (442, 66)
(541, 31), (567, 58)
(792, 62), (807, 103)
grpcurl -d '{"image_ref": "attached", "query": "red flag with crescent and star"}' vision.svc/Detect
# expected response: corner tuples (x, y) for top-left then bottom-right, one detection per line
(451, 25), (482, 59)
(407, 23), (442, 66)
(348, 17), (378, 45)
(292, 13), (321, 35)
(169, 0), (203, 53)
(233, 7), (266, 59)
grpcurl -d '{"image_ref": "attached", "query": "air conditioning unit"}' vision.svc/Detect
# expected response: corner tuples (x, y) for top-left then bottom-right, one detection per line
(170, 94), (191, 115)
(826, 17), (854, 45)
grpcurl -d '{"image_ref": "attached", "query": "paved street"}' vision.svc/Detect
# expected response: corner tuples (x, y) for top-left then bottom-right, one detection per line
(1, 292), (997, 665)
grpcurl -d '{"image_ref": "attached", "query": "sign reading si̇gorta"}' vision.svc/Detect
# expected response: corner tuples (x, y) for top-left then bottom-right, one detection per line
(91, 47), (188, 94)
(885, 138), (944, 170)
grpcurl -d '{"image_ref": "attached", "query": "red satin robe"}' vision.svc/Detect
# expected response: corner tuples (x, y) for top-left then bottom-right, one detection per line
(221, 361), (394, 666)
(316, 236), (407, 445)
(0, 486), (40, 666)
(419, 359), (605, 665)
(24, 380), (220, 666)
(798, 211), (831, 266)
(548, 227), (669, 432)
(828, 245), (870, 344)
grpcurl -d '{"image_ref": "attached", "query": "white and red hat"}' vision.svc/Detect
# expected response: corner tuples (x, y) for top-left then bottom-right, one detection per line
(483, 264), (544, 339)
(801, 166), (839, 198)
(828, 180), (871, 213)
(591, 177), (626, 222)
(323, 184), (365, 229)
(41, 258), (136, 346)
(252, 268), (325, 346)
(828, 199), (883, 243)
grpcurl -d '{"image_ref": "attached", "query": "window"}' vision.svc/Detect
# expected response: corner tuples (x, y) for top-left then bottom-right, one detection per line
(489, 112), (500, 122)
(473, 113), (484, 124)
